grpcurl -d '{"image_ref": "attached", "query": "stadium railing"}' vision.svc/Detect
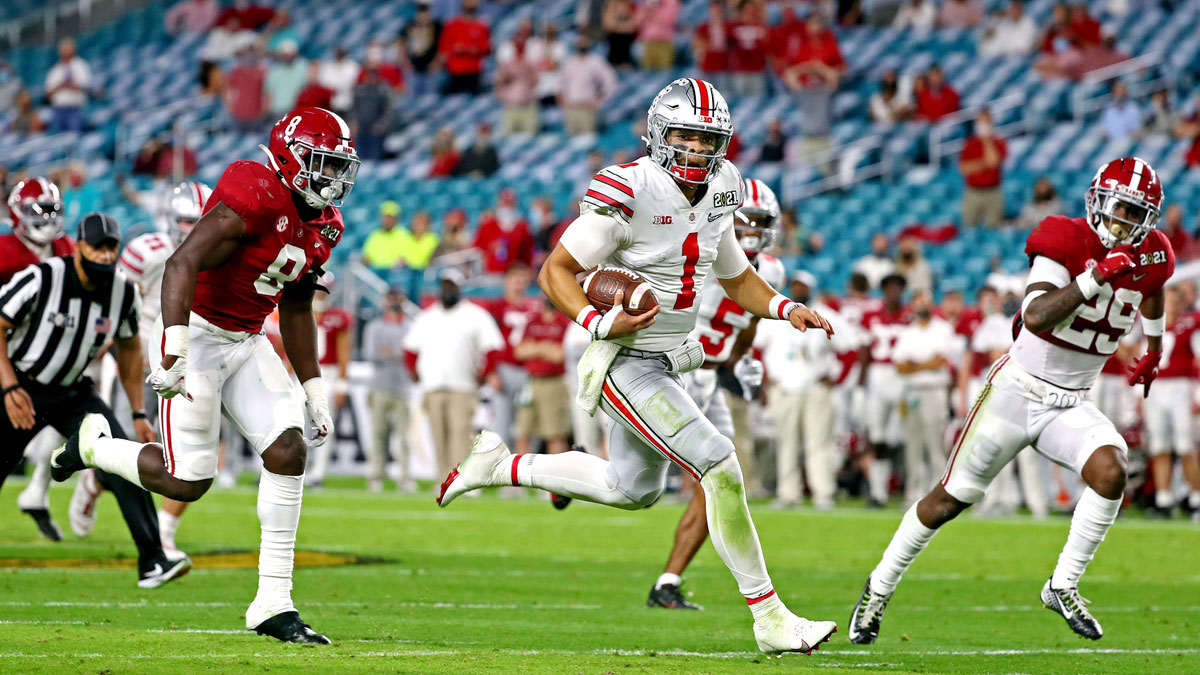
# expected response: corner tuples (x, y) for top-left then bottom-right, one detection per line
(1070, 52), (1167, 122)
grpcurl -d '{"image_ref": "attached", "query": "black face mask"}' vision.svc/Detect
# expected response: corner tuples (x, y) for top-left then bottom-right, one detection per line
(441, 288), (460, 308)
(915, 308), (932, 320)
(900, 251), (916, 261)
(1002, 298), (1021, 317)
(81, 257), (116, 290)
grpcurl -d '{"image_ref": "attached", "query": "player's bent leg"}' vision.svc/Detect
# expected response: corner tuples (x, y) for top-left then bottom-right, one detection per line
(17, 428), (64, 541)
(648, 489), (707, 610)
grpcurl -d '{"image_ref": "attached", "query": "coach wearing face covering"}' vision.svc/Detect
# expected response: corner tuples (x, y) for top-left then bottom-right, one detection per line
(402, 268), (505, 479)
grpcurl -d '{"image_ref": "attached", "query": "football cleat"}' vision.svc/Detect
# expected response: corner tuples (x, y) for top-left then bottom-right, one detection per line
(1041, 578), (1102, 640)
(550, 492), (572, 510)
(647, 583), (703, 610)
(20, 508), (63, 542)
(137, 553), (192, 589)
(848, 576), (892, 645)
(754, 610), (837, 655)
(436, 430), (512, 507)
(50, 413), (110, 482)
(252, 610), (332, 645)
(68, 469), (102, 537)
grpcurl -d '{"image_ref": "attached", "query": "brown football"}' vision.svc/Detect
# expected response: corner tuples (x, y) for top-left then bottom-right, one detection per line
(582, 266), (659, 316)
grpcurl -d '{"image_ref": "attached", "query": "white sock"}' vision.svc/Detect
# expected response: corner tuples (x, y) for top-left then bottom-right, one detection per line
(868, 459), (891, 503)
(1051, 488), (1120, 589)
(16, 446), (55, 510)
(700, 454), (775, 602)
(1155, 489), (1173, 509)
(82, 437), (146, 489)
(247, 470), (303, 627)
(655, 572), (682, 589)
(870, 503), (938, 596)
(513, 453), (640, 509)
(158, 509), (181, 551)
(1189, 491), (1200, 510)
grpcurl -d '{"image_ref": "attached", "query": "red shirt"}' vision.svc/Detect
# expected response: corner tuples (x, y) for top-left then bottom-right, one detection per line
(862, 306), (912, 364)
(473, 215), (534, 274)
(769, 16), (808, 70)
(429, 151), (460, 178)
(727, 21), (768, 73)
(0, 234), (74, 283)
(693, 23), (728, 72)
(1159, 312), (1200, 379)
(196, 161), (342, 332)
(480, 296), (541, 364)
(294, 82), (334, 110)
(215, 5), (276, 30)
(789, 29), (844, 87)
(438, 16), (491, 76)
(520, 311), (570, 377)
(1070, 14), (1102, 46)
(316, 307), (352, 366)
(916, 84), (959, 121)
(358, 63), (405, 90)
(960, 135), (1007, 189)
(225, 63), (266, 122)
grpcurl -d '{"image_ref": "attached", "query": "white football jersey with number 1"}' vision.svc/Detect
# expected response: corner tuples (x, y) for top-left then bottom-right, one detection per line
(559, 156), (750, 352)
(691, 254), (786, 364)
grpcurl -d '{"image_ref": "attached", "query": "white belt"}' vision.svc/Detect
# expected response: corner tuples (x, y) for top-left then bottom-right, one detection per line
(189, 311), (255, 342)
(1000, 357), (1090, 408)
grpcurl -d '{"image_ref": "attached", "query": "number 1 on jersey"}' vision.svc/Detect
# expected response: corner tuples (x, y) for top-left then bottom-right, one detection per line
(255, 244), (307, 296)
(674, 232), (699, 310)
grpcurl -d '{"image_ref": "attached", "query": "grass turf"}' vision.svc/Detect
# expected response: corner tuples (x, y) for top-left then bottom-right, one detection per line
(1, 477), (1198, 674)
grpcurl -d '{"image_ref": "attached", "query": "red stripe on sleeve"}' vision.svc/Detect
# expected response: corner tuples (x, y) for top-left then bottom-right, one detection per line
(595, 174), (634, 197)
(585, 190), (634, 217)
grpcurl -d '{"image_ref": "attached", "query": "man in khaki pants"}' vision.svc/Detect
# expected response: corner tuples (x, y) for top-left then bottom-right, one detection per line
(362, 288), (413, 492)
(403, 270), (505, 480)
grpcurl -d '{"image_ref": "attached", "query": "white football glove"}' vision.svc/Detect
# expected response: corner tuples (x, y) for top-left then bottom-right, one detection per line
(733, 355), (764, 401)
(302, 378), (333, 447)
(147, 357), (190, 400)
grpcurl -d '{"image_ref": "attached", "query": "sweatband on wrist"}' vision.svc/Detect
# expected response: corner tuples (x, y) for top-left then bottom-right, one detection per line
(574, 305), (602, 336)
(1075, 270), (1101, 300)
(301, 377), (326, 401)
(132, 411), (148, 420)
(163, 325), (189, 358)
(767, 295), (800, 320)
(1142, 314), (1165, 337)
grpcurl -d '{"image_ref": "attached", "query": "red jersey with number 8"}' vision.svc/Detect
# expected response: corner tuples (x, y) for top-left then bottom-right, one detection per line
(193, 161), (344, 333)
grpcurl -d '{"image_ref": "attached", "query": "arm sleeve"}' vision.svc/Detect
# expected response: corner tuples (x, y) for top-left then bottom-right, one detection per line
(712, 221), (751, 279)
(117, 286), (141, 340)
(0, 266), (41, 327)
(1027, 255), (1071, 288)
(557, 209), (628, 270)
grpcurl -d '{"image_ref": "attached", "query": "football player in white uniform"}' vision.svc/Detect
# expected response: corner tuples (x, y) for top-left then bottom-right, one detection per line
(644, 178), (785, 611)
(438, 78), (838, 654)
(69, 181), (210, 554)
(850, 157), (1173, 644)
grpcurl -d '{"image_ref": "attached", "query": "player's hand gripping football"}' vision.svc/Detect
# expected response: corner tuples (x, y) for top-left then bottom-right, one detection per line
(787, 304), (835, 339)
(1092, 248), (1137, 285)
(1128, 350), (1160, 398)
(147, 354), (192, 401)
(597, 288), (659, 340)
(305, 395), (334, 447)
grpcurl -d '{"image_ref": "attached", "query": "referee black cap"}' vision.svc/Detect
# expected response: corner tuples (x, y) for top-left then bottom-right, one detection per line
(78, 212), (120, 247)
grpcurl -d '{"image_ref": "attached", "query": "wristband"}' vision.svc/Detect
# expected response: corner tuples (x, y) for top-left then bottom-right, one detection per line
(1075, 270), (1101, 300)
(163, 324), (189, 358)
(1141, 314), (1165, 337)
(2, 383), (20, 396)
(768, 295), (800, 320)
(301, 377), (326, 401)
(132, 410), (148, 420)
(574, 305), (602, 336)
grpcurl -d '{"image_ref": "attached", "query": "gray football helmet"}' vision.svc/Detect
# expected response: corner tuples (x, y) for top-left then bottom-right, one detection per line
(644, 78), (734, 185)
(735, 178), (781, 255)
(160, 181), (212, 244)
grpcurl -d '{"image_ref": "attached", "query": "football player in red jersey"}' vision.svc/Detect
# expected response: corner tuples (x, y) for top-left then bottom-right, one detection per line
(306, 273), (353, 487)
(857, 273), (911, 508)
(50, 107), (359, 644)
(850, 157), (1173, 645)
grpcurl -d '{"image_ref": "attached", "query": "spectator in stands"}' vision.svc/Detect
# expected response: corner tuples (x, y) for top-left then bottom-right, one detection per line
(58, 162), (101, 226)
(854, 233), (895, 289)
(781, 12), (845, 170)
(9, 90), (45, 134)
(1145, 90), (1178, 136)
(978, 0), (1038, 56)
(1100, 81), (1142, 140)
(602, 0), (639, 69)
(452, 124), (500, 177)
(360, 41), (405, 92)
(869, 70), (913, 125)
(558, 36), (618, 136)
(215, 0), (276, 31)
(496, 27), (541, 135)
(960, 108), (1007, 227)
(44, 38), (91, 133)
(363, 287), (414, 493)
(319, 47), (360, 118)
(438, 0), (491, 95)
(0, 61), (21, 111)
(530, 197), (561, 259)
(474, 189), (535, 274)
(404, 268), (505, 481)
(895, 235), (933, 292)
(428, 127), (461, 178)
(199, 16), (259, 62)
(433, 208), (470, 258)
(1019, 176), (1063, 227)
(264, 39), (307, 118)
(402, 210), (441, 272)
(636, 0), (681, 70)
(362, 201), (407, 271)
(693, 0), (729, 87)
(1041, 3), (1072, 54)
(166, 0), (219, 35)
(915, 65), (959, 121)
(769, 4), (807, 75)
(938, 0), (983, 27)
(224, 46), (267, 133)
(893, 0), (936, 30)
(1068, 3), (1102, 46)
(759, 119), (787, 163)
(198, 60), (224, 97)
(351, 65), (394, 161)
(727, 0), (769, 96)
(1036, 28), (1127, 81)
(294, 61), (333, 109)
(531, 23), (567, 107)
(400, 1), (443, 96)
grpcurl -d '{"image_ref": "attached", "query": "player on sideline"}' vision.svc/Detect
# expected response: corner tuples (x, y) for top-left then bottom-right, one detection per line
(645, 178), (786, 611)
(849, 157), (1173, 644)
(438, 78), (839, 654)
(50, 107), (359, 644)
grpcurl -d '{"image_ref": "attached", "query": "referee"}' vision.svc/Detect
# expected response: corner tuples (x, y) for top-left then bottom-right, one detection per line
(0, 212), (189, 588)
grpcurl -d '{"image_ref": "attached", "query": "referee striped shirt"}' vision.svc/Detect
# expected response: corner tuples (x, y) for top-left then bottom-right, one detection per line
(0, 256), (139, 387)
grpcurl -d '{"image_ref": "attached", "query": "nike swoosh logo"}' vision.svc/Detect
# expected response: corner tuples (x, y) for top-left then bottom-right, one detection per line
(708, 212), (725, 222)
(1132, 273), (1147, 281)
(145, 563), (163, 577)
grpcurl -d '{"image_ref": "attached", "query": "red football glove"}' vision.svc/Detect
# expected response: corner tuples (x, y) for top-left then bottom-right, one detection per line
(1128, 350), (1160, 398)
(1094, 248), (1137, 284)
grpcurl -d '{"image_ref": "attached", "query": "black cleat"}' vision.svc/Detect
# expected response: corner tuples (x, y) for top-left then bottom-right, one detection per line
(137, 553), (192, 589)
(550, 492), (572, 510)
(647, 583), (703, 610)
(848, 576), (892, 645)
(252, 610), (332, 644)
(21, 508), (63, 541)
(1041, 578), (1102, 640)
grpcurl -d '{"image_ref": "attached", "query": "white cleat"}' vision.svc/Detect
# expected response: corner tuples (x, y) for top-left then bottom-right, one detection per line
(436, 431), (512, 507)
(754, 610), (838, 655)
(68, 469), (103, 537)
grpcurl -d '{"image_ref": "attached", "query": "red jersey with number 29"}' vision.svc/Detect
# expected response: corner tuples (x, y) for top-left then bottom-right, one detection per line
(193, 161), (344, 333)
(1011, 215), (1174, 389)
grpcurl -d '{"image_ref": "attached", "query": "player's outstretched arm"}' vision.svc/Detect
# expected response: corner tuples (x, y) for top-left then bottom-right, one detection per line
(718, 266), (834, 338)
(160, 203), (246, 341)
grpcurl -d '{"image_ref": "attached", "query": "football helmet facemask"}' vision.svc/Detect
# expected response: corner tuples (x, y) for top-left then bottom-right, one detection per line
(262, 107), (360, 209)
(644, 78), (734, 185)
(1086, 156), (1163, 248)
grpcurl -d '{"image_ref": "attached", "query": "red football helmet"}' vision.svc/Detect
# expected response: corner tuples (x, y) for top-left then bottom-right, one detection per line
(260, 107), (359, 209)
(1086, 156), (1163, 248)
(7, 177), (65, 246)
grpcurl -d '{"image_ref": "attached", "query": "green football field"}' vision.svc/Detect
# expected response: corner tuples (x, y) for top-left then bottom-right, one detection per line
(1, 477), (1198, 674)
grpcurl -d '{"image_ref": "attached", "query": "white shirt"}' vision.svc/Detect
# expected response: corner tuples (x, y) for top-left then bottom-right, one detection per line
(893, 316), (958, 388)
(44, 57), (91, 108)
(755, 303), (855, 392)
(852, 253), (895, 289)
(979, 15), (1038, 56)
(558, 156), (749, 351)
(319, 58), (362, 111)
(403, 300), (504, 393)
(970, 313), (1013, 360)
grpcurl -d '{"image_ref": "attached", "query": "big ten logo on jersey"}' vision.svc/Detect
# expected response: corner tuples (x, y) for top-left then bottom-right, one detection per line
(713, 190), (738, 208)
(1140, 250), (1167, 266)
(1053, 284), (1141, 354)
(653, 215), (673, 226)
